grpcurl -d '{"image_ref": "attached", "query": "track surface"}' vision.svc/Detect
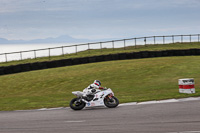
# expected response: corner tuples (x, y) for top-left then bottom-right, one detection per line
(1, 100), (200, 133)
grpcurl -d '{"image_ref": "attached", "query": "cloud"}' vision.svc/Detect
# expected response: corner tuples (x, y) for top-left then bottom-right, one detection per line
(0, 0), (74, 13)
(0, 0), (200, 40)
(1, 0), (200, 13)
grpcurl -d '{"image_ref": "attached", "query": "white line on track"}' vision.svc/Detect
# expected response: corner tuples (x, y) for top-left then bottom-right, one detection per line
(167, 131), (200, 133)
(64, 120), (86, 123)
(119, 97), (200, 106)
(15, 96), (200, 112)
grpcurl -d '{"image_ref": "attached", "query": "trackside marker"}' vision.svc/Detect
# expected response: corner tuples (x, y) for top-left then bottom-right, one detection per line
(179, 78), (195, 94)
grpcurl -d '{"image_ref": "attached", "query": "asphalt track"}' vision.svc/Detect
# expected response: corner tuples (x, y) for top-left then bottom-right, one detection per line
(1, 98), (200, 133)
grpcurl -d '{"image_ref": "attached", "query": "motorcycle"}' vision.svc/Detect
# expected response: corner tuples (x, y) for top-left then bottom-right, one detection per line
(70, 88), (119, 110)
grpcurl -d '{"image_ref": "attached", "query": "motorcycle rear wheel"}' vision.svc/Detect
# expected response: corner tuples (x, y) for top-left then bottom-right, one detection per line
(70, 98), (86, 110)
(104, 96), (119, 108)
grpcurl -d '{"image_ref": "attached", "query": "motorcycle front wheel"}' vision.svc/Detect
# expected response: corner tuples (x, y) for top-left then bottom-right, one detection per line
(104, 96), (119, 108)
(70, 98), (86, 110)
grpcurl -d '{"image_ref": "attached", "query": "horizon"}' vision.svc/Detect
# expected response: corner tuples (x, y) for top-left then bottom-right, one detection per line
(0, 33), (199, 45)
(0, 33), (199, 57)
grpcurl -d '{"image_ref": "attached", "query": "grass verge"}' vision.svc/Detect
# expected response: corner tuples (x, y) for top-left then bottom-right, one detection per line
(0, 56), (200, 111)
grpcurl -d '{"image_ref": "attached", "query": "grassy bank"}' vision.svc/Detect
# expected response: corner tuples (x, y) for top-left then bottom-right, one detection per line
(1, 42), (200, 67)
(0, 56), (200, 111)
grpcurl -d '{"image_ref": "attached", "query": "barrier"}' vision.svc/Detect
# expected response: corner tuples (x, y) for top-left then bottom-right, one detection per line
(179, 78), (195, 94)
(1, 49), (200, 76)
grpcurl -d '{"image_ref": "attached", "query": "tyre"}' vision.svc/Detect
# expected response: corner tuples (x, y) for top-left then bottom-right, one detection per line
(104, 96), (119, 108)
(70, 98), (86, 110)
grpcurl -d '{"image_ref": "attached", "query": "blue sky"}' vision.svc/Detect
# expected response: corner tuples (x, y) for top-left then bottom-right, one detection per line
(0, 0), (200, 41)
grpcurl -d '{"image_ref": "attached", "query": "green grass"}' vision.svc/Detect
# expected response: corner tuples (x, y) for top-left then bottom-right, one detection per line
(1, 42), (200, 67)
(1, 56), (200, 111)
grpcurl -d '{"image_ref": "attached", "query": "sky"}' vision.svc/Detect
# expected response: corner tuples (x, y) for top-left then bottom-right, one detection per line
(0, 0), (200, 41)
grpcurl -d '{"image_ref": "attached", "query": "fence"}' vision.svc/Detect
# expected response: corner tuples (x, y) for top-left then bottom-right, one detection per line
(0, 34), (200, 63)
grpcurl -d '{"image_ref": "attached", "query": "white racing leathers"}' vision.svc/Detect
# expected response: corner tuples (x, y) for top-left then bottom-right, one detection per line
(83, 83), (101, 97)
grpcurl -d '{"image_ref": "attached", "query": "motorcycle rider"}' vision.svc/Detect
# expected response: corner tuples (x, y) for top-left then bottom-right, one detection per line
(83, 80), (106, 99)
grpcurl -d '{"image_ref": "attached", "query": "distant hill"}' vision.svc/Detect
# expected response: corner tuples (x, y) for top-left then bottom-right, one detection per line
(0, 35), (90, 44)
(0, 38), (11, 44)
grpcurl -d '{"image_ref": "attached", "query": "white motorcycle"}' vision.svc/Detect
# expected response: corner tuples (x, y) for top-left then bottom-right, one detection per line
(70, 88), (119, 110)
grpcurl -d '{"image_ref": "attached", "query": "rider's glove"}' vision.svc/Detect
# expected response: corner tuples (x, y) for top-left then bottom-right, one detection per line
(103, 87), (107, 90)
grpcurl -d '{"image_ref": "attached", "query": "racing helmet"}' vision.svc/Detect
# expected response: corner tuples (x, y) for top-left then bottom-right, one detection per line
(94, 80), (101, 86)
